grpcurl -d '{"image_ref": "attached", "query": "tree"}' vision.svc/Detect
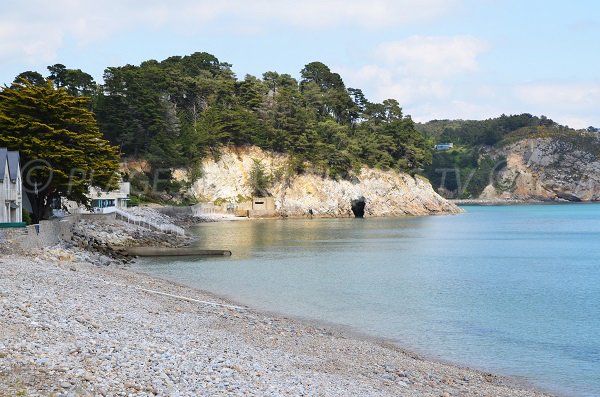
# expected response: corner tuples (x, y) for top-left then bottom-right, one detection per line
(248, 159), (271, 196)
(47, 64), (97, 96)
(300, 61), (353, 123)
(13, 71), (45, 87)
(300, 62), (343, 91)
(46, 64), (68, 87)
(0, 80), (120, 222)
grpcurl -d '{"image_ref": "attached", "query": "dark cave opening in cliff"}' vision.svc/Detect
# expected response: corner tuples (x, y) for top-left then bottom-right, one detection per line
(351, 197), (366, 218)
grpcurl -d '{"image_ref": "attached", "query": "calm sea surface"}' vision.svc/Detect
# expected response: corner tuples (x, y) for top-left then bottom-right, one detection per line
(131, 204), (600, 397)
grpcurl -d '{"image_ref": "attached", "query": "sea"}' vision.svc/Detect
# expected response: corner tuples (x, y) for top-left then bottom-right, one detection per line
(131, 204), (600, 397)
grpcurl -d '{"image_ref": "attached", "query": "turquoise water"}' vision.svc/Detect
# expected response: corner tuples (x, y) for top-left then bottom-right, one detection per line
(131, 205), (600, 397)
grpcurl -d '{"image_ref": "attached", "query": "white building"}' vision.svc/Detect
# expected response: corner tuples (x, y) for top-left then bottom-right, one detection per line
(0, 148), (23, 223)
(88, 182), (131, 212)
(63, 182), (131, 215)
(434, 143), (454, 150)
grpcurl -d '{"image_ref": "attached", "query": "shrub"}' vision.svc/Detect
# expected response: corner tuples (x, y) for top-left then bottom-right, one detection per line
(248, 159), (271, 196)
(22, 210), (33, 225)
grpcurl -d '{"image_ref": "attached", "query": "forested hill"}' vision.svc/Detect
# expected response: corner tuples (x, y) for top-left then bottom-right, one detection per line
(13, 52), (431, 180)
(14, 53), (597, 203)
(416, 114), (571, 146)
(416, 115), (600, 200)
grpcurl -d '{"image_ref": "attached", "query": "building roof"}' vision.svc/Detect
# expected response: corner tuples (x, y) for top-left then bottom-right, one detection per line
(0, 148), (20, 182)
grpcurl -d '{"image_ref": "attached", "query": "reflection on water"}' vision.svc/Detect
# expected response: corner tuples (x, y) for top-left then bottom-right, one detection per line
(188, 217), (429, 259)
(132, 205), (600, 397)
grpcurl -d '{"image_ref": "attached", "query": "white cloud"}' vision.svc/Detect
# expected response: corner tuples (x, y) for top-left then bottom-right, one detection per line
(251, 0), (461, 29)
(335, 35), (560, 126)
(408, 100), (505, 123)
(339, 35), (489, 114)
(375, 35), (489, 77)
(514, 82), (600, 128)
(0, 0), (460, 65)
(0, 21), (63, 64)
(338, 65), (444, 103)
(336, 37), (600, 127)
(559, 116), (599, 130)
(515, 83), (600, 110)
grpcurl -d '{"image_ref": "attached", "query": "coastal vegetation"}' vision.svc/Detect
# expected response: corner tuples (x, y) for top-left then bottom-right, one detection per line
(3, 52), (599, 208)
(248, 159), (272, 197)
(92, 55), (432, 178)
(5, 53), (431, 205)
(417, 115), (599, 199)
(0, 79), (120, 222)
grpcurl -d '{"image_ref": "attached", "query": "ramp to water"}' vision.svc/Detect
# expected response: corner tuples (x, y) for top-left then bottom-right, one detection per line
(126, 247), (232, 257)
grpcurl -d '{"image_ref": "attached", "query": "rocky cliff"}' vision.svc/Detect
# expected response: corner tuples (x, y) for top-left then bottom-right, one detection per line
(480, 133), (600, 201)
(189, 147), (461, 217)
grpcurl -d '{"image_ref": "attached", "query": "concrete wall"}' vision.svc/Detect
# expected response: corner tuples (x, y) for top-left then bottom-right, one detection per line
(190, 203), (232, 216)
(79, 212), (116, 222)
(156, 202), (275, 219)
(157, 206), (194, 217)
(0, 217), (76, 250)
(248, 197), (277, 218)
(252, 197), (275, 211)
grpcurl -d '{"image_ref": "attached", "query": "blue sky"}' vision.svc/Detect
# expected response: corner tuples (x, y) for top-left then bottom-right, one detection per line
(1, 0), (599, 128)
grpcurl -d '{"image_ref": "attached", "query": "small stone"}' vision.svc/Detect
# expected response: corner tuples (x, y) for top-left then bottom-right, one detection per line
(35, 358), (48, 365)
(61, 381), (72, 388)
(124, 381), (138, 390)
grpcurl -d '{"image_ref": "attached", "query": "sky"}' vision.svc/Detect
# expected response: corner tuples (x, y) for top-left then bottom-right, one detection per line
(1, 0), (599, 128)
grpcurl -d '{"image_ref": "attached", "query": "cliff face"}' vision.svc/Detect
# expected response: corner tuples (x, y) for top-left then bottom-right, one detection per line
(481, 135), (600, 201)
(190, 147), (461, 217)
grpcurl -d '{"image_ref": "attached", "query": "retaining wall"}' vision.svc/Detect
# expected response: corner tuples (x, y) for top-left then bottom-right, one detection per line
(0, 217), (76, 250)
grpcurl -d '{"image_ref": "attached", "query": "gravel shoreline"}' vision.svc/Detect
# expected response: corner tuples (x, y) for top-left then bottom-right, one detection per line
(1, 252), (557, 397)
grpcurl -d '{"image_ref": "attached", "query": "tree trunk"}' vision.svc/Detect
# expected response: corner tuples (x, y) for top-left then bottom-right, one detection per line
(26, 192), (50, 224)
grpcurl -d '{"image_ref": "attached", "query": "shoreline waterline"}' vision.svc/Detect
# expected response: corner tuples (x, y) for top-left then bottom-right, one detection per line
(133, 205), (599, 397)
(1, 252), (556, 396)
(129, 264), (566, 397)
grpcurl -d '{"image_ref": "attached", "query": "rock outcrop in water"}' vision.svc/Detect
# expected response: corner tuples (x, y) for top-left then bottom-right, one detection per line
(188, 147), (461, 217)
(480, 133), (600, 201)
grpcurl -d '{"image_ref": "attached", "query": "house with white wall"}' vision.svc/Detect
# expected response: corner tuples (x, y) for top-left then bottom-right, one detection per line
(434, 143), (454, 150)
(62, 181), (130, 215)
(88, 182), (131, 212)
(0, 148), (23, 224)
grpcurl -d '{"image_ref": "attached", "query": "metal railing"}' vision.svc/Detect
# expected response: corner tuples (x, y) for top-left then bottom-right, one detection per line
(113, 208), (186, 236)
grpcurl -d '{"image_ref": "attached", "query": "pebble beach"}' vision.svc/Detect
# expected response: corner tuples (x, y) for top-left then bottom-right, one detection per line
(0, 249), (556, 397)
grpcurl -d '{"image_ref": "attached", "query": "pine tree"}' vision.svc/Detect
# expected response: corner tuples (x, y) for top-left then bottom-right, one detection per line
(0, 79), (120, 222)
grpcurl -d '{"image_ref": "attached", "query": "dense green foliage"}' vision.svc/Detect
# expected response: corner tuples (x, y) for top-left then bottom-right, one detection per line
(248, 159), (272, 196)
(10, 53), (589, 203)
(0, 80), (120, 222)
(16, 54), (431, 182)
(425, 147), (505, 199)
(418, 114), (565, 198)
(416, 113), (559, 147)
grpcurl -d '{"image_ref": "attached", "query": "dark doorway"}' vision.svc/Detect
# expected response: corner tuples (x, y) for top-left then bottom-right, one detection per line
(351, 196), (366, 218)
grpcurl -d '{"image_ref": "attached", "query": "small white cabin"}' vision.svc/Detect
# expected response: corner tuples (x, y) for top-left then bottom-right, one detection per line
(89, 182), (131, 212)
(434, 143), (454, 151)
(62, 182), (131, 215)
